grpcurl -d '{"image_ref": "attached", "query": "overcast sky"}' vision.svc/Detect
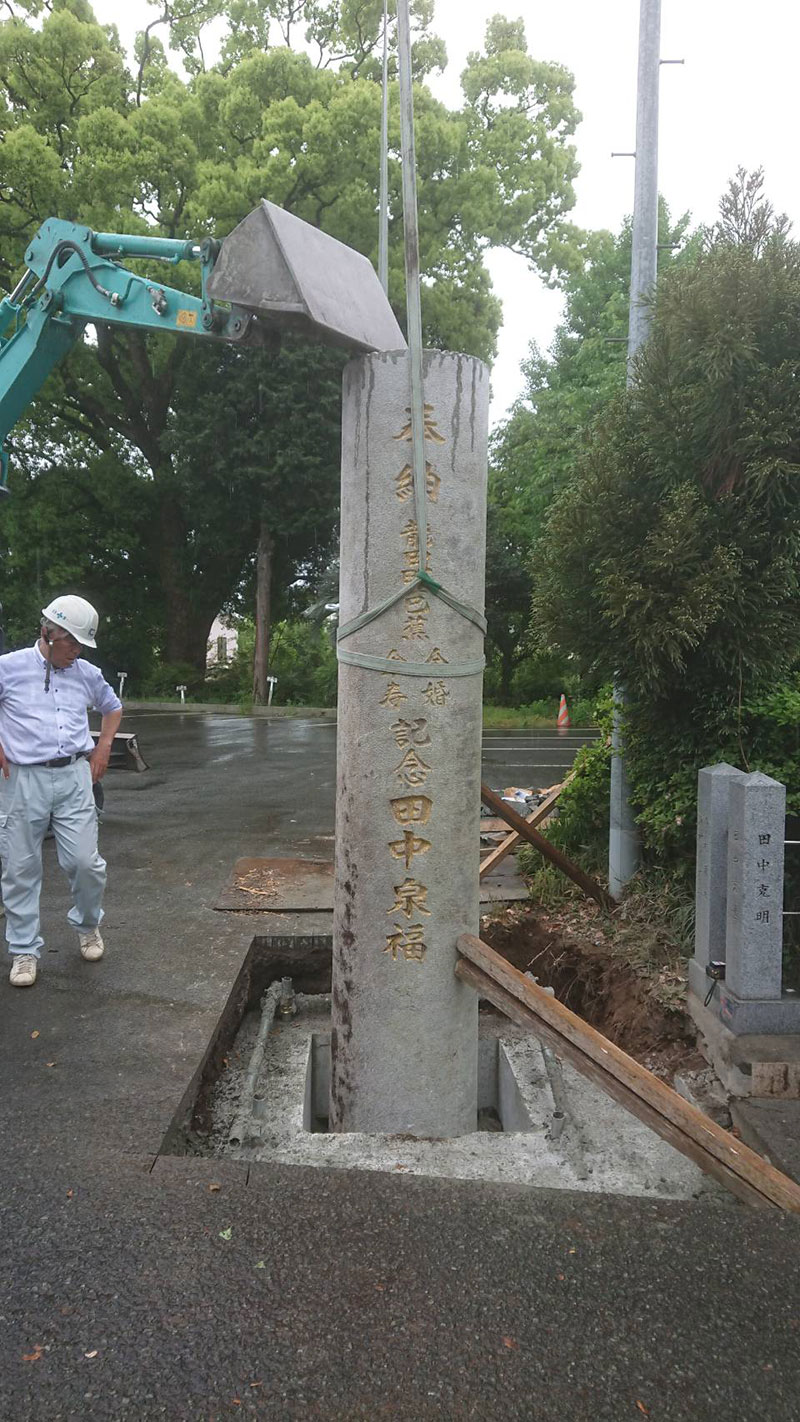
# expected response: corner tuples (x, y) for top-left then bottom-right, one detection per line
(92, 0), (800, 426)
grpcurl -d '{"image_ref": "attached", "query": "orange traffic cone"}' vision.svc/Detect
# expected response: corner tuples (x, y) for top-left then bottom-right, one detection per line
(557, 693), (571, 732)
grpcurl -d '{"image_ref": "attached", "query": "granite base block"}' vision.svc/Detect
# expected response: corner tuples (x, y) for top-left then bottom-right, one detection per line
(688, 990), (800, 1099)
(688, 958), (800, 1035)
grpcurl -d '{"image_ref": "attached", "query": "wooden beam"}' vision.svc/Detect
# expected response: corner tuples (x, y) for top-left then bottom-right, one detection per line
(456, 934), (800, 1214)
(480, 782), (615, 913)
(479, 776), (571, 880)
(456, 959), (769, 1210)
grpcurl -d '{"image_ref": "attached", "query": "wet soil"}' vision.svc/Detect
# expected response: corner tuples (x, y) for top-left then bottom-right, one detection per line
(480, 905), (704, 1082)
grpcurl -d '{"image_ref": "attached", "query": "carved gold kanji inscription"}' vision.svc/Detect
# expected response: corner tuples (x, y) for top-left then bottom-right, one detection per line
(394, 463), (441, 505)
(391, 717), (431, 750)
(399, 518), (433, 584)
(423, 680), (450, 707)
(380, 681), (408, 709)
(388, 877), (431, 919)
(393, 405), (446, 444)
(384, 923), (428, 962)
(390, 795), (433, 826)
(394, 747), (431, 787)
(388, 829), (432, 868)
(402, 591), (429, 641)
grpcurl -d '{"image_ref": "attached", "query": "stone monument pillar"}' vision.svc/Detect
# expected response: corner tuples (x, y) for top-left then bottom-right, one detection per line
(726, 771), (785, 1002)
(329, 349), (488, 1136)
(688, 763), (746, 1004)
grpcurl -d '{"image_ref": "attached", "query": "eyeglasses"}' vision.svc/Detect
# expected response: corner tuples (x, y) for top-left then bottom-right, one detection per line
(49, 628), (81, 649)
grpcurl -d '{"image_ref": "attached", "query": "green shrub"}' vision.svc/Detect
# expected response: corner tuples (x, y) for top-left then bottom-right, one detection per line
(268, 620), (338, 706)
(517, 689), (612, 879)
(139, 661), (205, 700)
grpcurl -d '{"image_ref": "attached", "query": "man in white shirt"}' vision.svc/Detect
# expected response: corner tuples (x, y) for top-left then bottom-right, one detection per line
(0, 595), (123, 988)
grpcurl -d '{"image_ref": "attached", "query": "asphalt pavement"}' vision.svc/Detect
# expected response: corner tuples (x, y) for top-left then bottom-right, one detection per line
(0, 711), (798, 1421)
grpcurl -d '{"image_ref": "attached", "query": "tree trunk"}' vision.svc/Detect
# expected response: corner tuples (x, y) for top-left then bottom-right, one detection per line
(159, 497), (195, 663)
(157, 484), (215, 671)
(253, 521), (274, 704)
(499, 640), (515, 704)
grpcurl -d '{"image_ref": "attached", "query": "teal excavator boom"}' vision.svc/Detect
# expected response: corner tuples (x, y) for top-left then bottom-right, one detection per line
(0, 201), (405, 492)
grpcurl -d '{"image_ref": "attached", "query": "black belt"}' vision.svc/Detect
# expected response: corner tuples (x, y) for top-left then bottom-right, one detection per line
(33, 752), (90, 769)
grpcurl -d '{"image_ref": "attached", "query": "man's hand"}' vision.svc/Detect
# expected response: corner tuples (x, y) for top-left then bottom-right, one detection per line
(92, 708), (122, 783)
(89, 740), (111, 783)
(0, 743), (8, 779)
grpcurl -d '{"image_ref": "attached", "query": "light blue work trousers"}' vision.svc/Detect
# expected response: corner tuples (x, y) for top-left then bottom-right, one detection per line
(0, 759), (106, 958)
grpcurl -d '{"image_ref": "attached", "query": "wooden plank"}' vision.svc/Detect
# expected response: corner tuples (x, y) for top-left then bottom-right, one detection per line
(456, 933), (800, 1214)
(480, 783), (615, 913)
(455, 958), (771, 1211)
(479, 776), (572, 880)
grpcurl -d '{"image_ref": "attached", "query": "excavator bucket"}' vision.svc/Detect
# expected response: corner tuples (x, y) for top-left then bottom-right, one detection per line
(207, 200), (405, 354)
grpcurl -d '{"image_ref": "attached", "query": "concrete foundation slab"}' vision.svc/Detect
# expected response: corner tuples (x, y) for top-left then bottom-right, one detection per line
(209, 995), (725, 1203)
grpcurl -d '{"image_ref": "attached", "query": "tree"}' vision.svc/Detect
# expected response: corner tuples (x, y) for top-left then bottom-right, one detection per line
(0, 0), (582, 670)
(711, 165), (791, 255)
(0, 434), (162, 682)
(485, 201), (693, 704)
(530, 177), (800, 864)
(165, 336), (346, 693)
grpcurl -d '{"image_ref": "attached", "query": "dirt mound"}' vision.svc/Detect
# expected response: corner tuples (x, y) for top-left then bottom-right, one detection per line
(481, 906), (699, 1077)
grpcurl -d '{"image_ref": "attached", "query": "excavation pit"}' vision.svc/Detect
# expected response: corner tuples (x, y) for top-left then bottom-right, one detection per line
(173, 947), (728, 1202)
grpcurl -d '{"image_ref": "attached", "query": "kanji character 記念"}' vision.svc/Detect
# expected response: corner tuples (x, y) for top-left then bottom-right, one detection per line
(394, 747), (432, 787)
(391, 717), (431, 749)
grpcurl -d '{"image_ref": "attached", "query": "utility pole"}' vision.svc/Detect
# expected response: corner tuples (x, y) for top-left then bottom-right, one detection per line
(609, 0), (661, 898)
(378, 0), (389, 293)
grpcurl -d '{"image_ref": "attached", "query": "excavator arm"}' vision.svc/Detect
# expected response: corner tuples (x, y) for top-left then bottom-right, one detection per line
(0, 202), (404, 492)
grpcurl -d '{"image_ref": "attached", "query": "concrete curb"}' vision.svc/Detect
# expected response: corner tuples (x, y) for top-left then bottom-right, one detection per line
(121, 700), (337, 718)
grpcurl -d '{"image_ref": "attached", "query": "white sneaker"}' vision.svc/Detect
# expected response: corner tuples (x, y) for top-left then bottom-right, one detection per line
(9, 954), (37, 988)
(79, 928), (105, 962)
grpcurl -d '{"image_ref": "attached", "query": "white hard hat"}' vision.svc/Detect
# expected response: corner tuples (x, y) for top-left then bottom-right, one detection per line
(41, 594), (99, 648)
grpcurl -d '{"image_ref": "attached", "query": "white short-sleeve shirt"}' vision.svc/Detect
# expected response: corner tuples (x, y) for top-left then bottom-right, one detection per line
(0, 643), (123, 764)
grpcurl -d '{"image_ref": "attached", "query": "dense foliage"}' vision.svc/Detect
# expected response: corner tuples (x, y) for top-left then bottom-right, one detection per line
(531, 174), (800, 878)
(485, 200), (692, 705)
(0, 0), (583, 681)
(140, 615), (338, 706)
